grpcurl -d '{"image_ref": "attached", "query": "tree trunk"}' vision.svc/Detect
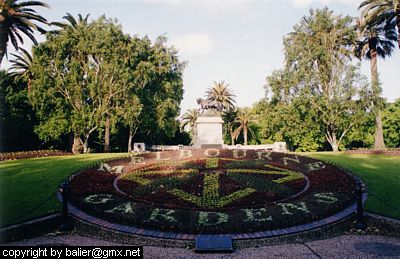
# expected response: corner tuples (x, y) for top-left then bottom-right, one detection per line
(244, 127), (248, 145)
(192, 127), (197, 144)
(370, 48), (377, 90)
(128, 131), (133, 152)
(326, 128), (339, 152)
(330, 133), (339, 152)
(370, 48), (385, 149)
(104, 114), (110, 152)
(69, 132), (74, 151)
(0, 27), (7, 67)
(83, 138), (89, 154)
(374, 111), (385, 149)
(72, 134), (83, 154)
(27, 78), (32, 93)
(231, 133), (235, 146)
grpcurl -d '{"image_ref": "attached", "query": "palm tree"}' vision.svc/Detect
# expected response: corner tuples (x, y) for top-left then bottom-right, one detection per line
(233, 108), (256, 146)
(359, 0), (400, 49)
(50, 13), (90, 32)
(0, 0), (49, 66)
(222, 108), (239, 145)
(181, 109), (198, 141)
(206, 81), (236, 110)
(8, 47), (33, 91)
(355, 19), (397, 149)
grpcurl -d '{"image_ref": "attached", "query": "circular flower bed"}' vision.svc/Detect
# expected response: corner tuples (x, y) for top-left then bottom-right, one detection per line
(69, 149), (356, 234)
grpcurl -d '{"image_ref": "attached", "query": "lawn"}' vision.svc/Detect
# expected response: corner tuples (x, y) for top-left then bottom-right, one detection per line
(0, 152), (399, 228)
(0, 153), (127, 227)
(309, 152), (400, 220)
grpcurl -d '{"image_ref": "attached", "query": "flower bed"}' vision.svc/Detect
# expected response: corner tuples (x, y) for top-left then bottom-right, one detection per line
(0, 150), (71, 161)
(68, 149), (356, 234)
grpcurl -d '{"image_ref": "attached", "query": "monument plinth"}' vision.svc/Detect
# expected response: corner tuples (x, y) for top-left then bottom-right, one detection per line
(194, 115), (224, 149)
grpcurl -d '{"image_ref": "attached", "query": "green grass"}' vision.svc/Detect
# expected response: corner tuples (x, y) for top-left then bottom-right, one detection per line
(0, 153), (127, 227)
(308, 152), (400, 220)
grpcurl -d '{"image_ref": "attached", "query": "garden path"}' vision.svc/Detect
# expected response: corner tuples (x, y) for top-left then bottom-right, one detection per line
(5, 234), (400, 258)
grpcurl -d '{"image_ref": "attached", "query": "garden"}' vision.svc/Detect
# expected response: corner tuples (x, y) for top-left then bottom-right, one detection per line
(50, 150), (358, 234)
(0, 0), (400, 252)
(1, 150), (399, 241)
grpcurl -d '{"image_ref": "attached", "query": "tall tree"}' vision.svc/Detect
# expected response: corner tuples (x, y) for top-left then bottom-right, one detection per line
(50, 13), (90, 31)
(135, 36), (185, 145)
(355, 18), (397, 148)
(0, 0), (49, 66)
(206, 81), (236, 110)
(254, 96), (326, 151)
(119, 95), (142, 152)
(8, 47), (33, 91)
(280, 8), (370, 151)
(222, 108), (238, 145)
(234, 107), (255, 146)
(86, 17), (133, 153)
(181, 108), (198, 141)
(34, 13), (95, 153)
(359, 0), (400, 49)
(30, 15), (184, 152)
(0, 70), (41, 151)
(29, 16), (128, 153)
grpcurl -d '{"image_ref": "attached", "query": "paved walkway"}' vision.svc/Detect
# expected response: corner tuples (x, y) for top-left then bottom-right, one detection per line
(5, 234), (400, 258)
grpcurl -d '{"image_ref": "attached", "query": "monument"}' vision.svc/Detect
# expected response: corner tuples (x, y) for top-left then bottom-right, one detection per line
(193, 98), (224, 149)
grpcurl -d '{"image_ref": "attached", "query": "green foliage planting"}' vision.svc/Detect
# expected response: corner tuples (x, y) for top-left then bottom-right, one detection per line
(226, 172), (290, 194)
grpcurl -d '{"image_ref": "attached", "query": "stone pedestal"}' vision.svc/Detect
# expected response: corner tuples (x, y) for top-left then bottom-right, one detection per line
(194, 115), (224, 148)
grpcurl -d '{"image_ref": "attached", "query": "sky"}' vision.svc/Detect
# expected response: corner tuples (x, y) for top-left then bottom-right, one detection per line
(2, 0), (399, 114)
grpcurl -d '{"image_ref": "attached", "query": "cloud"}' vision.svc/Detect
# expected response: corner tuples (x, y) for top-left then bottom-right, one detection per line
(291, 0), (360, 8)
(171, 33), (215, 57)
